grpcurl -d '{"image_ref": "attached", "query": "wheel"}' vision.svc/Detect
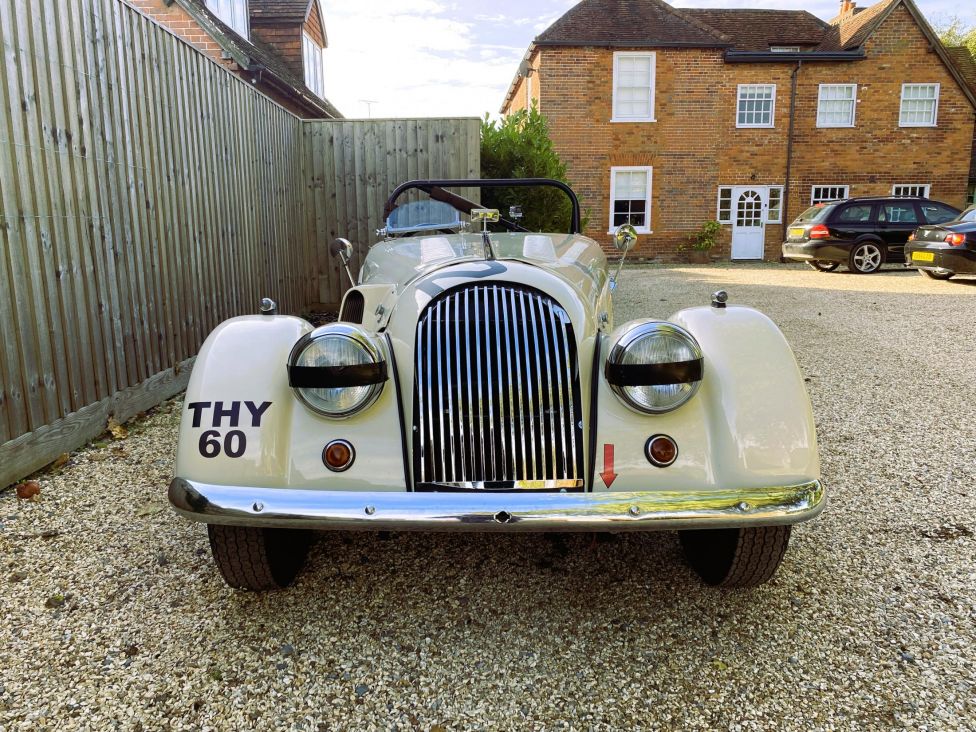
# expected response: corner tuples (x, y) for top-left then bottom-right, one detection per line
(919, 269), (953, 281)
(207, 524), (311, 590)
(806, 260), (839, 272)
(679, 525), (791, 588)
(847, 242), (884, 273)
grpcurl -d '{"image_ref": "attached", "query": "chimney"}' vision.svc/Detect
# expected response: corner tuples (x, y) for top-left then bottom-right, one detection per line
(839, 0), (856, 15)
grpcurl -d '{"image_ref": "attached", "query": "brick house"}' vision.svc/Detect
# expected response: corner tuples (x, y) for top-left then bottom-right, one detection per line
(501, 0), (976, 260)
(127, 0), (341, 118)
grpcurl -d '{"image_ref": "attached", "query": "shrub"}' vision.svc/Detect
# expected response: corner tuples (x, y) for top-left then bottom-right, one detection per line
(687, 221), (722, 251)
(480, 106), (579, 233)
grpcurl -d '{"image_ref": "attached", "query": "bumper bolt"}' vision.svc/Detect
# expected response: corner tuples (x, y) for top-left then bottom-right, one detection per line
(253, 501), (264, 513)
(364, 505), (376, 516)
(629, 505), (641, 516)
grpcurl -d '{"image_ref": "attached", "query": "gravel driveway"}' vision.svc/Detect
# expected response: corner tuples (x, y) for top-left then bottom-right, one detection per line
(2, 264), (975, 730)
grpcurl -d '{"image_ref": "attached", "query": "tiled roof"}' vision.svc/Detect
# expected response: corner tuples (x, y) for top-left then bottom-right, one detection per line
(680, 9), (829, 52)
(535, 0), (730, 48)
(945, 46), (976, 98)
(250, 0), (313, 22)
(817, 0), (897, 51)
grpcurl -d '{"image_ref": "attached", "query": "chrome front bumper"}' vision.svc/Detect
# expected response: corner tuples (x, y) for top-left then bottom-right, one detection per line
(169, 478), (825, 532)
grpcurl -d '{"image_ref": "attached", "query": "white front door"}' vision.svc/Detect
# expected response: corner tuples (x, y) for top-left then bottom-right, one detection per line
(731, 187), (766, 260)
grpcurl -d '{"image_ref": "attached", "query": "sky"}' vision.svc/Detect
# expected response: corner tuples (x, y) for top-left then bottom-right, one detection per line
(320, 0), (972, 120)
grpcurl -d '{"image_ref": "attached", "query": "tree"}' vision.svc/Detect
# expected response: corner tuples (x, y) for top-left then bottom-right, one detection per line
(934, 14), (976, 56)
(480, 106), (580, 233)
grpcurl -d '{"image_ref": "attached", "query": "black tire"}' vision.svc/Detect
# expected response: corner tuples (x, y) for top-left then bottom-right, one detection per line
(679, 525), (791, 588)
(807, 260), (839, 272)
(847, 241), (884, 273)
(207, 524), (311, 590)
(919, 269), (953, 281)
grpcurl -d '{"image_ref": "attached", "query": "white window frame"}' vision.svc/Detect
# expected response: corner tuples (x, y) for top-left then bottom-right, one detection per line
(736, 84), (776, 128)
(717, 186), (733, 224)
(303, 31), (324, 97)
(608, 166), (653, 234)
(611, 52), (656, 123)
(891, 183), (930, 198)
(817, 84), (857, 128)
(770, 46), (800, 52)
(899, 83), (939, 127)
(811, 185), (849, 205)
(206, 0), (248, 38)
(767, 186), (784, 223)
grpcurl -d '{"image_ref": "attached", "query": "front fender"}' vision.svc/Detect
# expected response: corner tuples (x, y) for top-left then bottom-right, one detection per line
(593, 305), (819, 492)
(175, 315), (408, 491)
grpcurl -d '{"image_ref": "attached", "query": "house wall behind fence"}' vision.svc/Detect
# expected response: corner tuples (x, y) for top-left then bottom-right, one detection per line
(0, 0), (481, 487)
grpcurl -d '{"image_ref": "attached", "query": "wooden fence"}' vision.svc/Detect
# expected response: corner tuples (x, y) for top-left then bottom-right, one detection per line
(304, 117), (480, 305)
(0, 0), (480, 487)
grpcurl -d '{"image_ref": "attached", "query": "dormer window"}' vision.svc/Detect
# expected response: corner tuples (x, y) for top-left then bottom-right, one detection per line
(770, 46), (800, 52)
(303, 32), (325, 97)
(206, 0), (248, 38)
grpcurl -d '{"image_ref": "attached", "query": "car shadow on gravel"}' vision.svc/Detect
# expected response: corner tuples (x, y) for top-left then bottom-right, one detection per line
(207, 529), (813, 634)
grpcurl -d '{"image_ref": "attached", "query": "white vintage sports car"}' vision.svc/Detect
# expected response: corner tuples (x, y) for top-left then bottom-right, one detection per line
(169, 179), (824, 591)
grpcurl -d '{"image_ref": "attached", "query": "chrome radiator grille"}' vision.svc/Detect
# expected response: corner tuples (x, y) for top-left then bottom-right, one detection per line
(413, 284), (585, 491)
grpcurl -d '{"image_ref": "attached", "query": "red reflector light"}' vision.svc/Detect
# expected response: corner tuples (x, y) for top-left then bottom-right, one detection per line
(323, 440), (355, 472)
(945, 233), (965, 246)
(645, 435), (678, 468)
(809, 224), (830, 239)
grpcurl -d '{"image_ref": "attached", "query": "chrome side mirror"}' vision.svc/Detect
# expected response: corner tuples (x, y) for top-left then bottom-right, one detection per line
(331, 238), (356, 287)
(610, 224), (638, 288)
(613, 223), (638, 252)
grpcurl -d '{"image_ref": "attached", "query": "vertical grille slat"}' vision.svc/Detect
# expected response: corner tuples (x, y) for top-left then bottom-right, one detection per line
(414, 284), (584, 491)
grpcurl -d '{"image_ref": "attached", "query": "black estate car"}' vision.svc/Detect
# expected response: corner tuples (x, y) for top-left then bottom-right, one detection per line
(782, 197), (961, 274)
(905, 206), (976, 280)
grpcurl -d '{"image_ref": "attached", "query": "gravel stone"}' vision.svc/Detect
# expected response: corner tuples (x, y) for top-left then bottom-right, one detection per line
(1, 264), (975, 730)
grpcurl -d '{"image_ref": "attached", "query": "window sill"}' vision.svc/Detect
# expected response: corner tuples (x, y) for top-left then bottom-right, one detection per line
(735, 124), (775, 129)
(898, 123), (938, 128)
(608, 229), (652, 235)
(816, 123), (855, 128)
(610, 118), (656, 124)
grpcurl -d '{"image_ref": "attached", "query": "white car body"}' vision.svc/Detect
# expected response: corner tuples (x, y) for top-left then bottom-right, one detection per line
(169, 178), (823, 590)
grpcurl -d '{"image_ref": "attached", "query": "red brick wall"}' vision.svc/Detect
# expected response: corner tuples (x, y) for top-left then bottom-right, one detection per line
(124, 0), (228, 63)
(531, 3), (976, 261)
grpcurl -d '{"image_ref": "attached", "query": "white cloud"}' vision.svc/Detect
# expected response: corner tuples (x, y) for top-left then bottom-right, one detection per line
(321, 0), (525, 118)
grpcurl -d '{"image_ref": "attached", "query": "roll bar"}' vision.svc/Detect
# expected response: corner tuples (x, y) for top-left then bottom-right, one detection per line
(383, 178), (582, 235)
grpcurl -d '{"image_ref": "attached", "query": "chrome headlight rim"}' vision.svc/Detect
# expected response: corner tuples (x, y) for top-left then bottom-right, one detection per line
(288, 324), (386, 419)
(606, 320), (704, 415)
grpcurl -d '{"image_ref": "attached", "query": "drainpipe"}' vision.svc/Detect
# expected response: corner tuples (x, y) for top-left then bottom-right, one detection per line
(783, 60), (802, 239)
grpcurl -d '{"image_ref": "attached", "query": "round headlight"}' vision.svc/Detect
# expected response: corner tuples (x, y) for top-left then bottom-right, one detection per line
(605, 321), (703, 414)
(288, 324), (386, 418)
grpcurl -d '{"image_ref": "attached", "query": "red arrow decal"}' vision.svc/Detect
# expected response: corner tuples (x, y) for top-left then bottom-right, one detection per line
(600, 444), (618, 488)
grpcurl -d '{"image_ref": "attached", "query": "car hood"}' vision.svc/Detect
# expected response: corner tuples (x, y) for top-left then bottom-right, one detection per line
(359, 232), (610, 305)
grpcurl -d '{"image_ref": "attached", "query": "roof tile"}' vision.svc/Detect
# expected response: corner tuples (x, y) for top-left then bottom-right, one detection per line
(680, 9), (829, 52)
(536, 0), (729, 47)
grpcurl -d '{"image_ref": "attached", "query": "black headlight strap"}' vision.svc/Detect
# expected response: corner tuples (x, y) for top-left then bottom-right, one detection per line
(288, 362), (388, 389)
(605, 358), (703, 387)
